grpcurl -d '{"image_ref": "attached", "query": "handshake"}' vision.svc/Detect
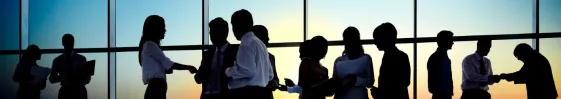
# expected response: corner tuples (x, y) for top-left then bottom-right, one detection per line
(488, 73), (516, 83)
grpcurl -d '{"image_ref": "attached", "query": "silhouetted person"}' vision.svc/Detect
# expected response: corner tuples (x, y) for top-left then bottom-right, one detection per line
(195, 17), (238, 99)
(297, 36), (331, 99)
(460, 38), (500, 99)
(225, 9), (274, 99)
(253, 25), (280, 99)
(427, 30), (454, 99)
(499, 43), (558, 99)
(49, 34), (90, 99)
(138, 15), (198, 99)
(333, 26), (374, 99)
(372, 22), (411, 99)
(13, 45), (46, 99)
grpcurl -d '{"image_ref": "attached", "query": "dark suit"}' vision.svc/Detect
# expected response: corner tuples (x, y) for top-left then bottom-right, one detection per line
(427, 49), (453, 99)
(504, 53), (557, 99)
(195, 44), (238, 99)
(267, 53), (279, 99)
(377, 48), (411, 99)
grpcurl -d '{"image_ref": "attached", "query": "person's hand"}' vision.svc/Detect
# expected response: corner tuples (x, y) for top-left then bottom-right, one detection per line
(278, 85), (288, 91)
(501, 73), (514, 82)
(284, 78), (295, 87)
(488, 75), (501, 83)
(266, 80), (279, 91)
(187, 65), (198, 74)
(370, 86), (378, 98)
(343, 74), (357, 86)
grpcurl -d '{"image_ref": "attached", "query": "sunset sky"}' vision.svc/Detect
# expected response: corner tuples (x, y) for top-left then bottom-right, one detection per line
(0, 0), (560, 99)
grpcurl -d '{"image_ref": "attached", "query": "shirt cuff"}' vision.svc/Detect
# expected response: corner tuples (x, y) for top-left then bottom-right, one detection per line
(288, 86), (302, 94)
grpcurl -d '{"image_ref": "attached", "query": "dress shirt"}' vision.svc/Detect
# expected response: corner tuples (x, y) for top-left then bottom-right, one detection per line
(225, 32), (274, 89)
(461, 52), (493, 90)
(427, 49), (453, 95)
(141, 41), (174, 84)
(206, 42), (229, 94)
(50, 51), (89, 86)
(333, 54), (374, 99)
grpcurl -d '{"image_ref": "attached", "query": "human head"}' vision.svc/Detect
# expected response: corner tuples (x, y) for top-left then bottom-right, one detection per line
(437, 30), (454, 50)
(373, 22), (397, 51)
(209, 17), (229, 46)
(310, 36), (328, 61)
(343, 26), (364, 57)
(231, 9), (253, 40)
(299, 40), (311, 60)
(513, 43), (534, 62)
(22, 44), (41, 61)
(62, 34), (75, 53)
(142, 15), (166, 43)
(253, 25), (269, 46)
(476, 37), (492, 56)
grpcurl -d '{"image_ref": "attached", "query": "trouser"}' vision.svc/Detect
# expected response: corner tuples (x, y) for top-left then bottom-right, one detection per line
(17, 87), (40, 99)
(230, 86), (269, 99)
(202, 93), (228, 99)
(59, 85), (88, 99)
(432, 93), (452, 99)
(145, 78), (167, 99)
(376, 88), (409, 99)
(461, 89), (490, 99)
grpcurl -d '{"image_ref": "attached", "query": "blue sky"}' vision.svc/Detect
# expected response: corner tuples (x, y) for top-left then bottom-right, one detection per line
(1, 0), (561, 99)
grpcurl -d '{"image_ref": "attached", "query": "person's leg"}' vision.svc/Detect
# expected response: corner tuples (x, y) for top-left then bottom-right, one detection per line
(59, 86), (68, 99)
(144, 78), (167, 99)
(460, 90), (474, 99)
(432, 93), (452, 99)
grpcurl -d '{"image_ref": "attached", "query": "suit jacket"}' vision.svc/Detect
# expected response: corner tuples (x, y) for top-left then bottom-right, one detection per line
(378, 48), (411, 99)
(195, 44), (238, 98)
(508, 53), (557, 99)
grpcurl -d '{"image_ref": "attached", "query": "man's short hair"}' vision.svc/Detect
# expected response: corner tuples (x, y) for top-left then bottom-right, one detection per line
(477, 37), (492, 48)
(373, 22), (397, 40)
(62, 33), (74, 46)
(209, 17), (228, 30)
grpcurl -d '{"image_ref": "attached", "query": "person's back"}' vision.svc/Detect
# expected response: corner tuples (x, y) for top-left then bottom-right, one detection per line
(525, 53), (557, 98)
(53, 53), (89, 86)
(427, 50), (453, 95)
(298, 58), (328, 99)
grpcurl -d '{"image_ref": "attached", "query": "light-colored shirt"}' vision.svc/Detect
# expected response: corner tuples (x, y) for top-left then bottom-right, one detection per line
(50, 51), (90, 85)
(333, 54), (374, 99)
(288, 85), (303, 94)
(141, 41), (174, 85)
(461, 52), (494, 90)
(206, 42), (229, 94)
(225, 32), (274, 89)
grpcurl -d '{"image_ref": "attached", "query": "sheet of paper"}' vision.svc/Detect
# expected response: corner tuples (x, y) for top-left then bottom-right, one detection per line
(30, 66), (51, 84)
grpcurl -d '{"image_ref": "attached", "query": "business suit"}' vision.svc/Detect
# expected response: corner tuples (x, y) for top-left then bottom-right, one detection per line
(504, 53), (557, 99)
(50, 52), (89, 99)
(377, 48), (411, 99)
(195, 44), (238, 99)
(427, 49), (453, 99)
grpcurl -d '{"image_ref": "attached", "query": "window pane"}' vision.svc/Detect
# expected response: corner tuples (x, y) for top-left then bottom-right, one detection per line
(209, 0), (304, 44)
(117, 51), (202, 99)
(308, 0), (413, 40)
(29, 1), (108, 49)
(268, 47), (302, 99)
(539, 38), (561, 98)
(540, 0), (561, 33)
(417, 39), (532, 99)
(0, 0), (20, 50)
(116, 0), (202, 47)
(35, 53), (108, 99)
(0, 55), (19, 99)
(419, 0), (533, 37)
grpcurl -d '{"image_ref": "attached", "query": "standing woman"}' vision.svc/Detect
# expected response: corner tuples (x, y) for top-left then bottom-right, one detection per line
(138, 15), (198, 99)
(13, 45), (47, 99)
(332, 27), (374, 99)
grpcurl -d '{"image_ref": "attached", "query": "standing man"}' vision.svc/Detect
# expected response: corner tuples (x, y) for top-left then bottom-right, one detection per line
(427, 31), (454, 99)
(500, 43), (557, 99)
(253, 25), (280, 99)
(225, 9), (274, 99)
(372, 22), (411, 99)
(195, 17), (238, 99)
(49, 34), (90, 99)
(460, 38), (500, 99)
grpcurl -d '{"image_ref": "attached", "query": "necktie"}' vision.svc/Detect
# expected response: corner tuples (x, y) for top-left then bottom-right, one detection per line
(479, 58), (486, 75)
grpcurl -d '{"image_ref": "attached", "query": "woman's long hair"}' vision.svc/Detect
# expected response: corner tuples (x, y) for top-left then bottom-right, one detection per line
(342, 26), (364, 59)
(138, 15), (165, 66)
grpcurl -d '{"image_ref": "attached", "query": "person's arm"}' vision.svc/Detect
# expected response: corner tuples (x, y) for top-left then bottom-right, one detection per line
(49, 59), (61, 83)
(194, 52), (211, 84)
(355, 55), (374, 87)
(287, 85), (303, 94)
(13, 63), (31, 82)
(426, 56), (442, 93)
(399, 54), (411, 87)
(487, 60), (495, 85)
(225, 44), (255, 79)
(462, 57), (488, 83)
(144, 42), (174, 71)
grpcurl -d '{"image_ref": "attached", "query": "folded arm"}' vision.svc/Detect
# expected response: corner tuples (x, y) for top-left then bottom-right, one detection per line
(225, 44), (255, 79)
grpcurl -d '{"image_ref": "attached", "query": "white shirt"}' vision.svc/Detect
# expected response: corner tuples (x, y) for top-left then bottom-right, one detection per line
(461, 52), (494, 90)
(206, 42), (229, 94)
(141, 41), (174, 84)
(225, 32), (274, 89)
(333, 54), (374, 99)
